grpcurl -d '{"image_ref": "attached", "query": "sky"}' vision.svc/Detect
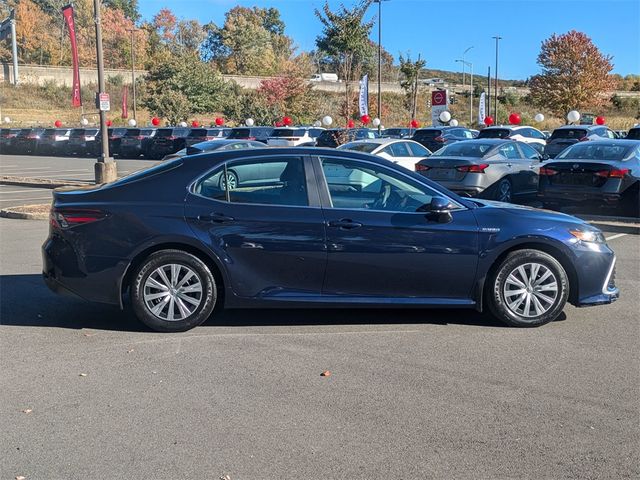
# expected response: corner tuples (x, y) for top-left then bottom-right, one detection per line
(138, 0), (640, 80)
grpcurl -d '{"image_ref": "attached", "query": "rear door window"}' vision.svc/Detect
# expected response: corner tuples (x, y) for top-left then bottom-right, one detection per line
(498, 143), (520, 159)
(389, 142), (411, 157)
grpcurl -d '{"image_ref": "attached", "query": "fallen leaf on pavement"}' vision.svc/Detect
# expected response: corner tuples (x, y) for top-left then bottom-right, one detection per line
(22, 409), (32, 414)
(79, 373), (87, 377)
(83, 333), (95, 337)
(127, 349), (134, 353)
(16, 476), (26, 480)
(320, 370), (331, 377)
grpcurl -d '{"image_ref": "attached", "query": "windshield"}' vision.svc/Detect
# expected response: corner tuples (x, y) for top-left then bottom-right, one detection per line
(478, 128), (510, 139)
(432, 142), (494, 157)
(412, 129), (442, 140)
(626, 128), (640, 140)
(271, 128), (306, 137)
(557, 143), (633, 161)
(338, 142), (379, 153)
(550, 128), (588, 140)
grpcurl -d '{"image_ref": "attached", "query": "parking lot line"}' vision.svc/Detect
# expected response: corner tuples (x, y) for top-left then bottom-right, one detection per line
(1, 196), (52, 202)
(606, 233), (628, 241)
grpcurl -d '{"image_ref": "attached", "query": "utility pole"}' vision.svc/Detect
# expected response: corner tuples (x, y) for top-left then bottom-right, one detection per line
(456, 59), (473, 126)
(93, 0), (117, 183)
(492, 35), (502, 123)
(129, 28), (137, 121)
(487, 66), (491, 122)
(461, 46), (473, 90)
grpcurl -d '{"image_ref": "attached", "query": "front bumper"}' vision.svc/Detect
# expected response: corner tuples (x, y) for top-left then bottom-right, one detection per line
(577, 256), (619, 306)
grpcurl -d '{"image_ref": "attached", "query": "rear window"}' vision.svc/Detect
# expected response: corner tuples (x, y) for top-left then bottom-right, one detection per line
(550, 128), (588, 140)
(70, 129), (85, 137)
(626, 128), (640, 140)
(413, 129), (442, 140)
(156, 128), (174, 137)
(188, 129), (209, 137)
(338, 142), (379, 153)
(125, 129), (141, 136)
(556, 143), (634, 161)
(432, 142), (494, 157)
(271, 128), (306, 137)
(478, 128), (511, 139)
(228, 128), (250, 138)
(43, 129), (57, 135)
(86, 129), (98, 135)
(110, 158), (183, 187)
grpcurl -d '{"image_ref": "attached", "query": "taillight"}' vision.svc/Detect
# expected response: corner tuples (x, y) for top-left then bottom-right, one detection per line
(595, 168), (629, 178)
(168, 136), (176, 140)
(51, 208), (107, 229)
(539, 167), (559, 176)
(434, 136), (446, 143)
(415, 164), (430, 171)
(136, 135), (144, 140)
(457, 163), (489, 173)
(28, 134), (38, 138)
(579, 136), (589, 142)
(248, 137), (256, 140)
(205, 136), (215, 140)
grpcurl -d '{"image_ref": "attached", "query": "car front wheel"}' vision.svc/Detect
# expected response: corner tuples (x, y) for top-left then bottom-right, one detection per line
(131, 250), (217, 332)
(494, 178), (513, 203)
(487, 249), (569, 327)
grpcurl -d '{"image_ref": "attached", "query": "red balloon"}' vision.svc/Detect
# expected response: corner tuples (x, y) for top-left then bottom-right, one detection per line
(347, 119), (355, 128)
(215, 117), (224, 126)
(283, 116), (293, 126)
(54, 120), (62, 128)
(484, 116), (494, 126)
(595, 115), (606, 125)
(191, 120), (199, 127)
(361, 114), (370, 125)
(508, 113), (521, 125)
(106, 120), (112, 127)
(410, 119), (419, 128)
(275, 121), (283, 127)
(151, 117), (160, 126)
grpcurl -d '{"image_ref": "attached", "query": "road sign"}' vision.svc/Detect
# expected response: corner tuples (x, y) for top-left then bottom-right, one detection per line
(97, 92), (110, 111)
(432, 90), (447, 106)
(431, 90), (449, 126)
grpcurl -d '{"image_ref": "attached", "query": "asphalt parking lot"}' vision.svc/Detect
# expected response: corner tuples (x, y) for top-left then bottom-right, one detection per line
(1, 156), (639, 478)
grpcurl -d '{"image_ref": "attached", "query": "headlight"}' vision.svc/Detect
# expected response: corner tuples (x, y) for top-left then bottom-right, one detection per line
(569, 229), (605, 244)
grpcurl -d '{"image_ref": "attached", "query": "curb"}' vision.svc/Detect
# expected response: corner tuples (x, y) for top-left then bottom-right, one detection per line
(578, 214), (640, 226)
(0, 176), (92, 189)
(0, 206), (49, 220)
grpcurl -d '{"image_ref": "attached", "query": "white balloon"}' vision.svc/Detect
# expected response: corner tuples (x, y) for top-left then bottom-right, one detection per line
(4, 116), (11, 123)
(322, 115), (333, 127)
(567, 110), (580, 123)
(313, 120), (321, 127)
(128, 119), (137, 127)
(372, 117), (381, 127)
(178, 121), (188, 127)
(450, 119), (459, 127)
(80, 118), (89, 126)
(245, 118), (255, 127)
(534, 113), (545, 123)
(439, 111), (452, 123)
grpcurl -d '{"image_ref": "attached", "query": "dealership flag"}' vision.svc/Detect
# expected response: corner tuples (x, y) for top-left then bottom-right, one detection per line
(121, 86), (128, 118)
(62, 5), (81, 107)
(358, 74), (369, 117)
(478, 92), (486, 124)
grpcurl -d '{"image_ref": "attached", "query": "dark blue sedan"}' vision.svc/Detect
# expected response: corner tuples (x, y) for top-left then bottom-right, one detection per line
(42, 148), (619, 332)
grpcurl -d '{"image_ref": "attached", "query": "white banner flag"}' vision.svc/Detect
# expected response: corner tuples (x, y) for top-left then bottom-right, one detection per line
(358, 74), (369, 117)
(478, 92), (486, 124)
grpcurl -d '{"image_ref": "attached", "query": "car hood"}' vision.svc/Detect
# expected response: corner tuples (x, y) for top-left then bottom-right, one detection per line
(469, 198), (590, 227)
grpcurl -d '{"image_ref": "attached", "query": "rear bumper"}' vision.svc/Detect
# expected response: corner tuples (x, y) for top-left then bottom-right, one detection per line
(537, 188), (623, 205)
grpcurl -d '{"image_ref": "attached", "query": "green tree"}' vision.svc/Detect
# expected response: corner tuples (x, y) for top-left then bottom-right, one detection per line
(399, 53), (426, 119)
(314, 0), (375, 121)
(140, 52), (229, 123)
(104, 0), (140, 22)
(528, 30), (615, 117)
(202, 6), (293, 75)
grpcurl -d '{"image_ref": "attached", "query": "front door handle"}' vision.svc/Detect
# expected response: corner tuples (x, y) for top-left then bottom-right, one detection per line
(198, 212), (235, 223)
(327, 219), (363, 230)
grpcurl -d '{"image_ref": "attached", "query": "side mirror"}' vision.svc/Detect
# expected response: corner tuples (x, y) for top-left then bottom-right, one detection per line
(541, 154), (550, 161)
(419, 196), (454, 223)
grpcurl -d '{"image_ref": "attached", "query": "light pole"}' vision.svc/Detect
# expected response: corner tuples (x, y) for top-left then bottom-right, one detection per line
(492, 35), (502, 122)
(373, 0), (389, 133)
(128, 28), (138, 121)
(93, 0), (116, 183)
(456, 59), (473, 126)
(461, 46), (473, 89)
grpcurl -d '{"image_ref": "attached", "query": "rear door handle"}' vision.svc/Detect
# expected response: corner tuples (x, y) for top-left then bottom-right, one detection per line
(327, 219), (363, 230)
(198, 212), (235, 223)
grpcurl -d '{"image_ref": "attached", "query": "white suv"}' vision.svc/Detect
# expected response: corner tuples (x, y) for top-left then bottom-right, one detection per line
(478, 126), (547, 152)
(267, 127), (325, 147)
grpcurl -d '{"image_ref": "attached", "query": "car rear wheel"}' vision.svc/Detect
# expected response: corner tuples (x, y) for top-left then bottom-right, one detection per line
(219, 170), (238, 190)
(487, 249), (569, 327)
(494, 178), (512, 203)
(131, 250), (217, 332)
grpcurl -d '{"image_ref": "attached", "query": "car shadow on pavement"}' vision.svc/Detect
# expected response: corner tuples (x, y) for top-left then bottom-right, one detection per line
(0, 274), (543, 332)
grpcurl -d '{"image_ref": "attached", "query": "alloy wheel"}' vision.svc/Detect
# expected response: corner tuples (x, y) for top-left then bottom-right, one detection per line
(498, 180), (512, 202)
(503, 262), (558, 318)
(143, 264), (203, 321)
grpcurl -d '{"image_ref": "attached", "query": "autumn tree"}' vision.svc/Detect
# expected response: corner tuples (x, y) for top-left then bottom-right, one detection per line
(314, 0), (375, 122)
(528, 30), (616, 117)
(399, 53), (426, 120)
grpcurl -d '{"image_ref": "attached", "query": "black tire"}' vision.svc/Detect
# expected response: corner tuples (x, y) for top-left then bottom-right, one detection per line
(219, 170), (238, 190)
(487, 249), (569, 327)
(130, 250), (217, 332)
(493, 177), (513, 203)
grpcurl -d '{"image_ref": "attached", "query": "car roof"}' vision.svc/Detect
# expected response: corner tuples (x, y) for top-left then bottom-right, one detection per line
(554, 124), (598, 130)
(341, 138), (413, 146)
(482, 125), (539, 131)
(569, 139), (640, 146)
(453, 138), (514, 145)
